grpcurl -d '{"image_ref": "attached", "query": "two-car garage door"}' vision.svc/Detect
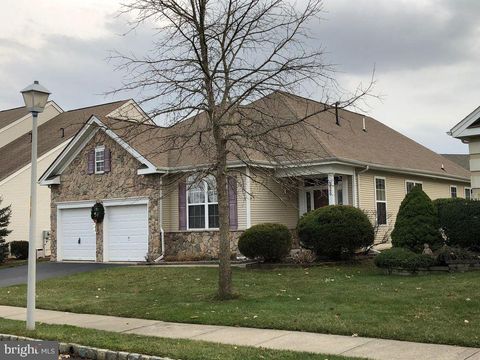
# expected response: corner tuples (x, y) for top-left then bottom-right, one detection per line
(59, 203), (148, 262)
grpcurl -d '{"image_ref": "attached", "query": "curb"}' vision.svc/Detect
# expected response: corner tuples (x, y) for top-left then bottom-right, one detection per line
(0, 333), (176, 360)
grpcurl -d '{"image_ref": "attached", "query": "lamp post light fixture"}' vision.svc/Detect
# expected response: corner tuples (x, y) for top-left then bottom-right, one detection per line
(20, 81), (51, 331)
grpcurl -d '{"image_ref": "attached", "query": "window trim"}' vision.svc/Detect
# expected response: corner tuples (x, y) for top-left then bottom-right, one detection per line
(450, 185), (458, 198)
(465, 187), (472, 200)
(186, 176), (219, 230)
(94, 146), (105, 174)
(374, 176), (387, 226)
(405, 180), (423, 194)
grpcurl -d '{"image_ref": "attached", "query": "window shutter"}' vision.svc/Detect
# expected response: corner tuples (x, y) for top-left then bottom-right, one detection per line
(104, 148), (111, 173)
(87, 149), (95, 175)
(178, 181), (187, 230)
(228, 176), (238, 230)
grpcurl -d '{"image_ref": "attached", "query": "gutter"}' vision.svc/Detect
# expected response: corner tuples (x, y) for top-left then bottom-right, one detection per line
(154, 174), (168, 262)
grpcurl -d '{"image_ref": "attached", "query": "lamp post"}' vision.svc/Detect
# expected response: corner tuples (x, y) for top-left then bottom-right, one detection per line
(21, 81), (51, 331)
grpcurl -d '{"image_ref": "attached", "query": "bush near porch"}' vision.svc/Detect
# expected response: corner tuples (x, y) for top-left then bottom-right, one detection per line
(238, 223), (292, 262)
(297, 205), (374, 260)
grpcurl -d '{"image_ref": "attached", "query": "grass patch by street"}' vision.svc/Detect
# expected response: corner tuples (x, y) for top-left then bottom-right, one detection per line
(0, 261), (479, 347)
(0, 318), (359, 360)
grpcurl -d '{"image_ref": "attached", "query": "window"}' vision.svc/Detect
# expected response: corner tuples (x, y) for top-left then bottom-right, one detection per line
(375, 177), (387, 225)
(187, 176), (219, 229)
(95, 146), (105, 174)
(406, 180), (423, 194)
(450, 186), (457, 198)
(465, 187), (472, 200)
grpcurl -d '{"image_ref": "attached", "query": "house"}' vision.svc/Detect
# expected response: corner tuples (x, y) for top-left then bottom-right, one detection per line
(448, 106), (480, 199)
(39, 92), (471, 262)
(0, 99), (149, 256)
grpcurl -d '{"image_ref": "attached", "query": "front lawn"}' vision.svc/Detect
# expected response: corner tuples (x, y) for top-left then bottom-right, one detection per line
(0, 262), (479, 347)
(0, 318), (358, 360)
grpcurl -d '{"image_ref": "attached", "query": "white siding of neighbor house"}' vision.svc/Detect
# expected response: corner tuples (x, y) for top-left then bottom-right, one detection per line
(0, 143), (67, 251)
(0, 103), (61, 149)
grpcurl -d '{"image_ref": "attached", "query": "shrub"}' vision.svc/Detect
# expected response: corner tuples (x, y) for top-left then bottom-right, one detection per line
(434, 198), (480, 251)
(238, 223), (292, 262)
(10, 241), (28, 260)
(0, 198), (12, 264)
(391, 186), (441, 252)
(374, 247), (435, 272)
(297, 205), (374, 260)
(434, 245), (479, 266)
(291, 248), (316, 264)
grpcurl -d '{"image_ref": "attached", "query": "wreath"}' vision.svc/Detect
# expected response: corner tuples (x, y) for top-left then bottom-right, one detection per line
(91, 202), (105, 223)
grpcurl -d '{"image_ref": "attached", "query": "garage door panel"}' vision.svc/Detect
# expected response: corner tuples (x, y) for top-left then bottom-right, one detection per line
(60, 208), (96, 261)
(107, 204), (148, 262)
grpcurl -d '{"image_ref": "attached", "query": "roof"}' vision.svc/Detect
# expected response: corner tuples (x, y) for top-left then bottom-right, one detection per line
(441, 154), (470, 171)
(0, 106), (30, 129)
(0, 100), (128, 182)
(41, 92), (471, 183)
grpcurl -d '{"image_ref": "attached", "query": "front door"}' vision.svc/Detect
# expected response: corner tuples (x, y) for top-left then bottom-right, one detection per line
(313, 189), (329, 208)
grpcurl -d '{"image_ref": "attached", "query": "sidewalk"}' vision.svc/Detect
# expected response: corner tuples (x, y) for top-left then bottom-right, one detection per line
(1, 305), (479, 360)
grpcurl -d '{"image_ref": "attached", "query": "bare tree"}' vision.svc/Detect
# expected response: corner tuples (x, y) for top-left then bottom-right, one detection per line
(111, 0), (373, 299)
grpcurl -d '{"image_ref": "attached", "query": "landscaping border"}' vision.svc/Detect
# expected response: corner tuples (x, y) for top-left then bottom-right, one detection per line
(0, 333), (175, 360)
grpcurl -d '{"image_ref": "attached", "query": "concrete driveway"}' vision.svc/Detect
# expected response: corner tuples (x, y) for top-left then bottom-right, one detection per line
(0, 262), (122, 287)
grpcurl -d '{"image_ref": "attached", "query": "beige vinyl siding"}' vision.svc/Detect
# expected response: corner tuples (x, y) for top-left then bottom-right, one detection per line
(0, 103), (61, 149)
(358, 170), (469, 243)
(162, 171), (248, 232)
(0, 145), (65, 251)
(250, 171), (298, 229)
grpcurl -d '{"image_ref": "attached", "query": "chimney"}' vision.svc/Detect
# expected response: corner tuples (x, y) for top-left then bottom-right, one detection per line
(335, 102), (339, 126)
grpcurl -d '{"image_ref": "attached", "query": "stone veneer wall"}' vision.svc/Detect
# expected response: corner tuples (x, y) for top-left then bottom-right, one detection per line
(164, 231), (243, 259)
(50, 131), (161, 261)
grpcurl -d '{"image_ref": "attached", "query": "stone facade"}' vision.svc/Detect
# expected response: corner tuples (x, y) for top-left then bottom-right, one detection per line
(164, 231), (242, 259)
(50, 131), (161, 261)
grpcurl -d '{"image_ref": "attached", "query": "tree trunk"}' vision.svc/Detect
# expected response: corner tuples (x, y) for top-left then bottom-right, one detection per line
(215, 133), (232, 299)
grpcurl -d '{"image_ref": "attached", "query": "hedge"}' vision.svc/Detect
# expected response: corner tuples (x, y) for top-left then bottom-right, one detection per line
(434, 198), (480, 251)
(374, 248), (435, 272)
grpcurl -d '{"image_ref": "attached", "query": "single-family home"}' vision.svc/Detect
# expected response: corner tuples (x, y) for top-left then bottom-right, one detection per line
(0, 99), (149, 256)
(39, 92), (470, 262)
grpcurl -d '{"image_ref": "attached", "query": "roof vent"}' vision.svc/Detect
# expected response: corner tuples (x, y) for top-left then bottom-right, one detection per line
(362, 117), (367, 132)
(29, 131), (32, 143)
(441, 163), (445, 171)
(60, 127), (65, 138)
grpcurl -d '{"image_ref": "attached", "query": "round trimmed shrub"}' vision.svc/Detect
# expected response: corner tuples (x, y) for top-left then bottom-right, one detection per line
(391, 186), (441, 252)
(297, 205), (374, 260)
(238, 223), (292, 262)
(374, 247), (435, 272)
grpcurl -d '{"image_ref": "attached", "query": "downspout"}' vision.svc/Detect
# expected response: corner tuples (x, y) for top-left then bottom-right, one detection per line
(154, 174), (167, 262)
(355, 165), (370, 207)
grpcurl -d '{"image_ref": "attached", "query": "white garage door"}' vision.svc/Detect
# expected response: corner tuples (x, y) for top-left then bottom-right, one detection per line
(106, 204), (148, 262)
(60, 208), (96, 261)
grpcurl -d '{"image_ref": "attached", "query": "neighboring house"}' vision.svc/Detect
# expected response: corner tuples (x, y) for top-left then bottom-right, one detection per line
(0, 99), (148, 256)
(448, 107), (480, 199)
(40, 92), (471, 262)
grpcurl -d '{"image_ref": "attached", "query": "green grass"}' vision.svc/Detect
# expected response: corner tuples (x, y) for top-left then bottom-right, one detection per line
(0, 318), (359, 360)
(0, 262), (479, 347)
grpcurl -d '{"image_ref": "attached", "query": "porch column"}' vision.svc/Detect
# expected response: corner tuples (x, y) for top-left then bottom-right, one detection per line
(328, 173), (336, 205)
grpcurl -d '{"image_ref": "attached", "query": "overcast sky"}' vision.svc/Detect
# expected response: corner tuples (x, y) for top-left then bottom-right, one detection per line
(1, 0), (478, 154)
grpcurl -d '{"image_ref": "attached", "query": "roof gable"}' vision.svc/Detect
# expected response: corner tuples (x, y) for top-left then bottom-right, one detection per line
(39, 116), (160, 184)
(449, 105), (480, 139)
